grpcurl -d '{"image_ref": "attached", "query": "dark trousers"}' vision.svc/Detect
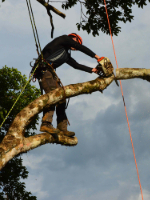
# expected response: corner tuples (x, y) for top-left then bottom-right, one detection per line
(41, 70), (67, 128)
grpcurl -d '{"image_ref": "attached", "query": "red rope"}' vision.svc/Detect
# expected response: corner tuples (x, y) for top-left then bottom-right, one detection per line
(103, 1), (144, 199)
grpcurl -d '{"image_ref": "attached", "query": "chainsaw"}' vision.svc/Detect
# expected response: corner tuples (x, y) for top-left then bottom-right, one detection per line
(96, 57), (119, 87)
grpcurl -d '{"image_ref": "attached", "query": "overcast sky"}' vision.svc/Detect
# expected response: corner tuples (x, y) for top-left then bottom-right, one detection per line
(1, 0), (150, 200)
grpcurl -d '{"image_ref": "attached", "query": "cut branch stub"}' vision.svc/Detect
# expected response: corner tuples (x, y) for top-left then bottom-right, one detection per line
(36, 0), (66, 18)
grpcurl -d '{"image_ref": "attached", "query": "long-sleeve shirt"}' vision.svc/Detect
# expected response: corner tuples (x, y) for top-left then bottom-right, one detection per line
(42, 35), (96, 73)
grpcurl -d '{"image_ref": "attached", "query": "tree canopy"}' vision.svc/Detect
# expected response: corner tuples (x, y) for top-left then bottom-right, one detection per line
(62, 0), (150, 36)
(1, 0), (150, 36)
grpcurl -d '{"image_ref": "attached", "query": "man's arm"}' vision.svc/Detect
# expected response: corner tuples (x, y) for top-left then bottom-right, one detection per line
(95, 55), (101, 60)
(63, 35), (101, 74)
(66, 56), (100, 74)
(62, 35), (96, 58)
(66, 57), (93, 73)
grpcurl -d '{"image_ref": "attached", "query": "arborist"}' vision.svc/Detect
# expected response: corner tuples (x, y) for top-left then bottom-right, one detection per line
(35, 33), (101, 137)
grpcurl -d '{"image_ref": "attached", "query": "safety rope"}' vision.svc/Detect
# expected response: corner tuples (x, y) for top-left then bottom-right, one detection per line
(103, 1), (144, 199)
(26, 0), (42, 56)
(0, 64), (39, 129)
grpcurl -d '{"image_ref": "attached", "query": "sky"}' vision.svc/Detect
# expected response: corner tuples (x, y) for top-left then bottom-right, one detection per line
(1, 0), (150, 200)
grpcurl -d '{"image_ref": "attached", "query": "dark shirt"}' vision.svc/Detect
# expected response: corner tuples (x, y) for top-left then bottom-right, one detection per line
(42, 35), (96, 73)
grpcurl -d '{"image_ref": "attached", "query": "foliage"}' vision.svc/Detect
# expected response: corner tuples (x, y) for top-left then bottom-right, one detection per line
(1, 0), (150, 36)
(62, 0), (150, 36)
(0, 157), (37, 200)
(0, 66), (40, 200)
(0, 66), (40, 138)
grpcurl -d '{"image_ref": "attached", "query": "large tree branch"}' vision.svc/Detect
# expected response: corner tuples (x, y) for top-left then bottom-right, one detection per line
(0, 133), (77, 171)
(0, 76), (114, 170)
(1, 68), (150, 170)
(36, 0), (66, 18)
(5, 76), (114, 138)
(116, 68), (150, 82)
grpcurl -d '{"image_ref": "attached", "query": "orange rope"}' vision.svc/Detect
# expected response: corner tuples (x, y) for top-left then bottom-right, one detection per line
(103, 1), (144, 199)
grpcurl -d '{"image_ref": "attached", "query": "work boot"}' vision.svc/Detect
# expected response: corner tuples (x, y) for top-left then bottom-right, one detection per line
(57, 120), (75, 137)
(62, 131), (75, 137)
(40, 122), (60, 134)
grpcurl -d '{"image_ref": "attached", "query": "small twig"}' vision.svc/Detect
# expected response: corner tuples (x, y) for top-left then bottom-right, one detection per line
(82, 11), (88, 19)
(80, 2), (82, 23)
(80, 0), (88, 23)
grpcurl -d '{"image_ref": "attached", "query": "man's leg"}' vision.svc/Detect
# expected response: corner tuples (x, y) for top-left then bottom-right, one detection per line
(40, 70), (75, 137)
(56, 100), (75, 137)
(40, 70), (60, 134)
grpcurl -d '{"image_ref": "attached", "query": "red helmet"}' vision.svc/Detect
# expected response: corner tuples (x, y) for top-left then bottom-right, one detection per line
(68, 33), (83, 45)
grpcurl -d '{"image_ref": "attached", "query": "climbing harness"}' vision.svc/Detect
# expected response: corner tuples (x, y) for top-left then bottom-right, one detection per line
(30, 58), (70, 125)
(104, 0), (144, 199)
(30, 58), (68, 101)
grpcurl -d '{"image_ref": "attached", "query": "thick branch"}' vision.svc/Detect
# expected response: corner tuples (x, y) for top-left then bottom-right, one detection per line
(5, 76), (114, 138)
(36, 0), (66, 18)
(0, 76), (113, 170)
(1, 68), (150, 170)
(0, 133), (77, 170)
(116, 68), (150, 82)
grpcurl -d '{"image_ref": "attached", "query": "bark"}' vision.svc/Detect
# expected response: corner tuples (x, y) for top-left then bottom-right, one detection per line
(36, 0), (66, 18)
(0, 68), (150, 170)
(116, 68), (150, 82)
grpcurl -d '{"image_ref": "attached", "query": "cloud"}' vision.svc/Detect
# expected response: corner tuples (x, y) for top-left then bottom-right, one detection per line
(23, 174), (49, 199)
(128, 189), (150, 200)
(22, 154), (47, 170)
